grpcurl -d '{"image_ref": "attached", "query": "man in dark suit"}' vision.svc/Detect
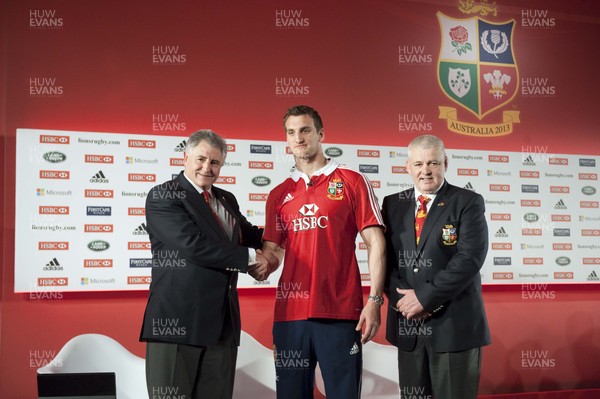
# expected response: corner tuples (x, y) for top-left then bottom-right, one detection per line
(140, 130), (266, 399)
(382, 134), (490, 399)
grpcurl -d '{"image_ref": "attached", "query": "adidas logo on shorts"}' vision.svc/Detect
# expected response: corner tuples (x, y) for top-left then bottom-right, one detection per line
(349, 342), (360, 355)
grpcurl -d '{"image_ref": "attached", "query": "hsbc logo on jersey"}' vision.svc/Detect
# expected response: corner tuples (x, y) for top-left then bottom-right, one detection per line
(299, 204), (319, 216)
(292, 204), (328, 232)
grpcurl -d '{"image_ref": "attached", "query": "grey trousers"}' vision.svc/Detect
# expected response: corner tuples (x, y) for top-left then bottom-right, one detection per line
(397, 335), (482, 399)
(145, 335), (237, 399)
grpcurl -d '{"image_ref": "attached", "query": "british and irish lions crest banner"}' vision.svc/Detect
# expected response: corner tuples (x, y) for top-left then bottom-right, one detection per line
(437, 5), (520, 136)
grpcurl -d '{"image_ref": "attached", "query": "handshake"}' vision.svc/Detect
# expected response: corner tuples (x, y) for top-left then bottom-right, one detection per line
(248, 248), (281, 281)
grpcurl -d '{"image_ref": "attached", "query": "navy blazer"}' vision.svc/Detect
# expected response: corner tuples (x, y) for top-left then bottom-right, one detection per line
(382, 181), (491, 352)
(140, 171), (263, 347)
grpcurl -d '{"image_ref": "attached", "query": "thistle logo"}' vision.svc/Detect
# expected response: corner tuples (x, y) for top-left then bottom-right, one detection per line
(293, 204), (328, 232)
(437, 5), (520, 137)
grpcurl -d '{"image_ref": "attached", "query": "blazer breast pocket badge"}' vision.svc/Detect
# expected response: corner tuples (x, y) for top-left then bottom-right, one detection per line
(442, 224), (458, 246)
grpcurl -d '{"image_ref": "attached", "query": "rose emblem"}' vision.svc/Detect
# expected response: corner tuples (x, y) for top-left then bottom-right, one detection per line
(449, 26), (472, 55)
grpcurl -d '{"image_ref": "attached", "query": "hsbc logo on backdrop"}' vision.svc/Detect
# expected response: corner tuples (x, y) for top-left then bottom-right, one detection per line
(520, 171), (540, 178)
(85, 189), (114, 198)
(371, 180), (381, 189)
(170, 158), (184, 166)
(554, 272), (573, 280)
(85, 154), (114, 164)
(551, 214), (571, 222)
(490, 184), (510, 192)
(492, 243), (512, 250)
(550, 186), (569, 194)
(523, 257), (543, 265)
(249, 193), (268, 201)
(38, 242), (69, 250)
(553, 243), (572, 250)
(392, 166), (408, 174)
(357, 150), (380, 158)
(549, 157), (568, 165)
(579, 173), (598, 181)
(248, 161), (274, 169)
(83, 259), (113, 268)
(457, 168), (478, 176)
(128, 242), (151, 250)
(580, 201), (599, 208)
(39, 170), (70, 179)
(489, 155), (510, 163)
(127, 276), (152, 285)
(38, 277), (68, 287)
(40, 135), (69, 144)
(521, 199), (541, 207)
(84, 224), (113, 233)
(128, 139), (156, 149)
(128, 173), (156, 182)
(217, 176), (236, 185)
(39, 206), (69, 215)
(128, 207), (145, 216)
(493, 272), (514, 280)
(490, 213), (511, 221)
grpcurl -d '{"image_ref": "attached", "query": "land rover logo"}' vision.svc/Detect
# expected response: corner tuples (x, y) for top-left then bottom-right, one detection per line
(556, 256), (571, 266)
(582, 186), (596, 195)
(523, 213), (539, 223)
(325, 147), (343, 157)
(88, 240), (110, 251)
(43, 151), (66, 163)
(252, 176), (271, 186)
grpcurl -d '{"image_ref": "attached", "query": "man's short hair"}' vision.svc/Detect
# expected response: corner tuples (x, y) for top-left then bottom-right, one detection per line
(408, 135), (445, 157)
(283, 105), (324, 132)
(185, 130), (228, 159)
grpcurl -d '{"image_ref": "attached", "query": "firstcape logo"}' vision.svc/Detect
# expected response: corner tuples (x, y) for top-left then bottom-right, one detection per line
(437, 4), (520, 137)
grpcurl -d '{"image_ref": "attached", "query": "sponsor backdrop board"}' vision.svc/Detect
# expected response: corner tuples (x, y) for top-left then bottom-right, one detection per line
(15, 129), (600, 292)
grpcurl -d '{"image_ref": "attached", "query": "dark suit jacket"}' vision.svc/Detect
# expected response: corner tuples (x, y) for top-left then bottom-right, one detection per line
(140, 171), (263, 347)
(382, 181), (491, 352)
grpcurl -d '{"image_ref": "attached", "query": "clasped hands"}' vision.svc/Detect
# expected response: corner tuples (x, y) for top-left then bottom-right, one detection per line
(248, 249), (279, 281)
(395, 288), (431, 321)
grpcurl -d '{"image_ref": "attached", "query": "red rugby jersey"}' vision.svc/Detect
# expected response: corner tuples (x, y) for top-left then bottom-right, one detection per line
(264, 160), (384, 322)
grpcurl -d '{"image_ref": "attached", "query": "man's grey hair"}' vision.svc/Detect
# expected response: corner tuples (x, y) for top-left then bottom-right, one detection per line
(407, 134), (445, 158)
(185, 130), (228, 159)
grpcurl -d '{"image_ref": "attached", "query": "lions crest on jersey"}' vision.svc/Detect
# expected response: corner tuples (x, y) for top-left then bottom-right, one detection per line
(327, 179), (344, 200)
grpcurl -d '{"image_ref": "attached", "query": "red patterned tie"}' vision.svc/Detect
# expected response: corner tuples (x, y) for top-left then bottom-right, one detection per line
(415, 195), (431, 245)
(203, 191), (225, 232)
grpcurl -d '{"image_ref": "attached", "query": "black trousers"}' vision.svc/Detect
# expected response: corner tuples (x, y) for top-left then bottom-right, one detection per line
(145, 328), (237, 399)
(397, 334), (482, 399)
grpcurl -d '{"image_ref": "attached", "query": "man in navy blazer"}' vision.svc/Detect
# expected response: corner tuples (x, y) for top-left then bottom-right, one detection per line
(140, 130), (266, 399)
(382, 134), (490, 399)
